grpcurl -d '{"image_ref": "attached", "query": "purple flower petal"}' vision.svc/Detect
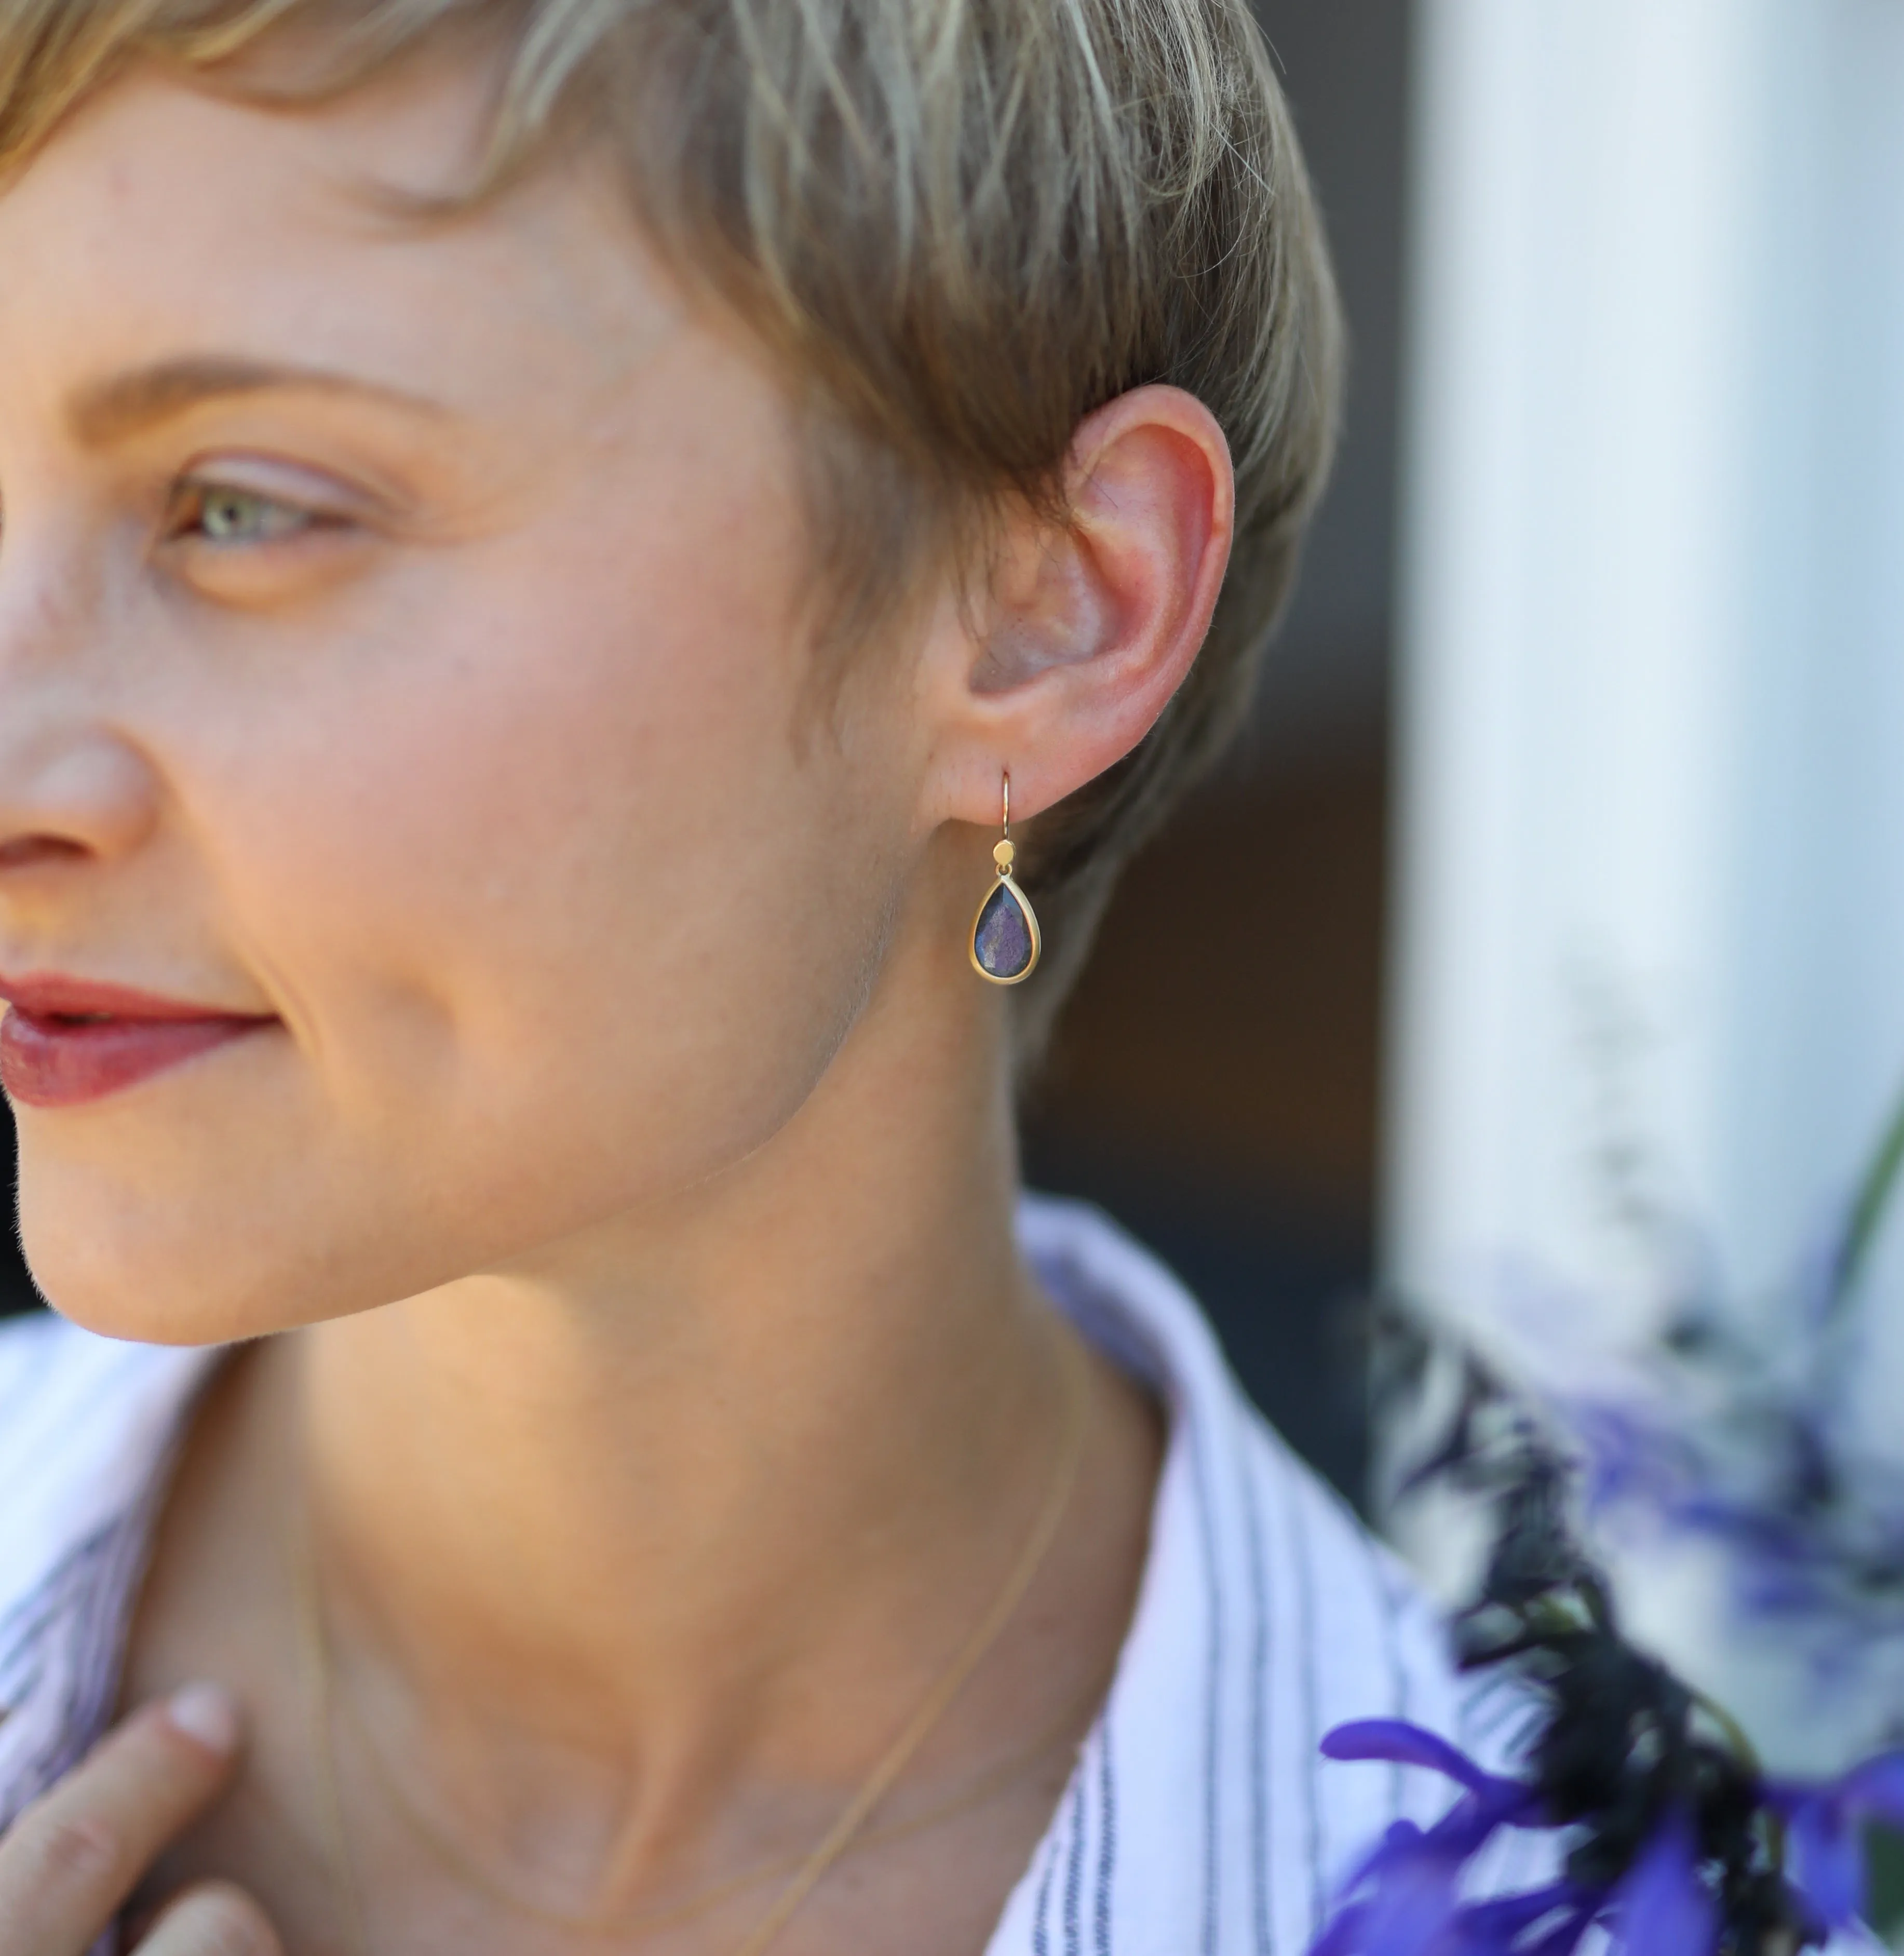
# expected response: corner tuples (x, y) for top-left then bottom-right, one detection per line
(1321, 1720), (1497, 1794)
(1310, 1806), (1496, 1954)
(1787, 1796), (1863, 1927)
(1354, 1837), (1464, 1956)
(1314, 1877), (1594, 1956)
(1765, 1747), (1904, 1928)
(1455, 1882), (1583, 1943)
(1307, 1900), (1371, 1956)
(1422, 1791), (1523, 1861)
(1521, 1908), (1597, 1956)
(1608, 1812), (1717, 1956)
(1339, 1820), (1430, 1891)
(1841, 1752), (1904, 1831)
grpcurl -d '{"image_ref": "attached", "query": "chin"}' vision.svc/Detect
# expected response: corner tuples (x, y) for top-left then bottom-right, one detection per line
(15, 1163), (373, 1349)
(23, 1225), (279, 1348)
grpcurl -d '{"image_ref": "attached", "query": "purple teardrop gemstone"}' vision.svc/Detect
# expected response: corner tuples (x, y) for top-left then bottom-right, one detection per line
(975, 881), (1034, 980)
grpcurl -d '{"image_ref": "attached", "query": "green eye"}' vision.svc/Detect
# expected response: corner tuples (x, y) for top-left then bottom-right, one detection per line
(181, 483), (313, 544)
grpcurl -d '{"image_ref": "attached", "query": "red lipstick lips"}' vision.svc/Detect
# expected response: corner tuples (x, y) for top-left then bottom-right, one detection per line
(0, 974), (275, 1110)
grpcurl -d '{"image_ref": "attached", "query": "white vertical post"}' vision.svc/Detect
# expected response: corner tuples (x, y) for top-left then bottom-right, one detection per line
(1387, 0), (1904, 1768)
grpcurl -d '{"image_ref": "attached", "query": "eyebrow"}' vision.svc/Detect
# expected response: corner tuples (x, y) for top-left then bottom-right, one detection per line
(66, 356), (448, 449)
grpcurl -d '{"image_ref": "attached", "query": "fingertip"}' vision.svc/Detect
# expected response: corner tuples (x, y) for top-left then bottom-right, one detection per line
(140, 1881), (282, 1956)
(163, 1682), (242, 1760)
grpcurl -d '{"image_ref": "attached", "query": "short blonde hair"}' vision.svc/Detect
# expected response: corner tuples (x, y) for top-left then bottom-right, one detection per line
(0, 0), (1343, 1049)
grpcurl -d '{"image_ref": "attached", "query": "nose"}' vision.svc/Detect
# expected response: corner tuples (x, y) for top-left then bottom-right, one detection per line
(0, 574), (162, 879)
(0, 730), (160, 871)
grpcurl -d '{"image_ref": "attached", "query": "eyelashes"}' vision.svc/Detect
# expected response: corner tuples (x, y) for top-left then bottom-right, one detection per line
(153, 469), (382, 607)
(165, 479), (332, 548)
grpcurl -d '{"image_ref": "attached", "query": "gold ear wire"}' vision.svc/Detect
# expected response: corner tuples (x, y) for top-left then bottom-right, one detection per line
(969, 770), (1041, 985)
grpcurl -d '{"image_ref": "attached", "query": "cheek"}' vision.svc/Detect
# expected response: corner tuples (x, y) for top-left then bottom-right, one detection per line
(249, 538), (895, 1166)
(302, 576), (874, 1119)
(21, 482), (914, 1340)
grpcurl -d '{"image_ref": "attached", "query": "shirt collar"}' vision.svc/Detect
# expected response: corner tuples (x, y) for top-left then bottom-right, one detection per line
(0, 1319), (213, 1815)
(0, 1197), (1456, 1954)
(995, 1195), (1481, 1956)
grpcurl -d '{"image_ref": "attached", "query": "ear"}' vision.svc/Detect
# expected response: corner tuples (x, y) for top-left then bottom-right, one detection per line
(917, 384), (1234, 830)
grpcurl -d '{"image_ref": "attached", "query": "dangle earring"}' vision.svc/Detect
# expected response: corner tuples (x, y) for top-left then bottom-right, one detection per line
(970, 772), (1042, 985)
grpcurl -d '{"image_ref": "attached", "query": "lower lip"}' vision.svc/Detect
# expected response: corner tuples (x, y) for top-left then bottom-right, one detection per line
(0, 1009), (273, 1110)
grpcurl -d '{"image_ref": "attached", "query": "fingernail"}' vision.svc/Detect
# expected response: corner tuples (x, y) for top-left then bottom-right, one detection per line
(166, 1681), (241, 1756)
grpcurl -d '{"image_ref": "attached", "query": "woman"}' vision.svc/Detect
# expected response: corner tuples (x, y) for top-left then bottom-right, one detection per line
(0, 3), (1507, 1952)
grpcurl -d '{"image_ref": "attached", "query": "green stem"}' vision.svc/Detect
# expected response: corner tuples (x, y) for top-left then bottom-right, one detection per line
(1690, 1686), (1761, 1779)
(1826, 1075), (1904, 1322)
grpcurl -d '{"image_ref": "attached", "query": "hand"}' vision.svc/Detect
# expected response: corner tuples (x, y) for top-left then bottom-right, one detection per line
(0, 1684), (279, 1954)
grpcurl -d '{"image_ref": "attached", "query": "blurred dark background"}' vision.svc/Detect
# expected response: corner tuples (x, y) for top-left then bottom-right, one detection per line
(0, 0), (1410, 1507)
(0, 1150), (22, 1321)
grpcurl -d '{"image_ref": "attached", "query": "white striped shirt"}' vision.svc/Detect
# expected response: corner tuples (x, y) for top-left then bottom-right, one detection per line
(0, 1195), (1532, 1954)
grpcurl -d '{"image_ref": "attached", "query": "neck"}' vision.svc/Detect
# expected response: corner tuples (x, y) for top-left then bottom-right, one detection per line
(282, 869), (1081, 1864)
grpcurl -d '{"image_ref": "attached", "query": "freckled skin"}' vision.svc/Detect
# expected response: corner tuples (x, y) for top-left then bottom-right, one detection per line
(0, 40), (1235, 1956)
(0, 71), (905, 1339)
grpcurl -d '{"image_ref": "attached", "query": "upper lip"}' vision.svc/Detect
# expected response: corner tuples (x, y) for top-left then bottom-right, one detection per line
(0, 972), (275, 1023)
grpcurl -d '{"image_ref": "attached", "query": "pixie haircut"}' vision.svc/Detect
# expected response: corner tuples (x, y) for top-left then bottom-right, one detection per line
(0, 0), (1342, 1051)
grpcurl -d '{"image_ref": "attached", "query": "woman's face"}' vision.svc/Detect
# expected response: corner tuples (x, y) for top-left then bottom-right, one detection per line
(0, 58), (934, 1339)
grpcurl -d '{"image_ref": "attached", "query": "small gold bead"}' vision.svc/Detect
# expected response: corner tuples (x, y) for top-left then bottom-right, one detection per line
(994, 840), (1016, 871)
